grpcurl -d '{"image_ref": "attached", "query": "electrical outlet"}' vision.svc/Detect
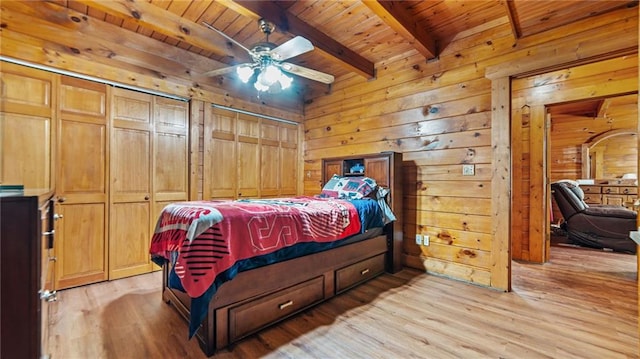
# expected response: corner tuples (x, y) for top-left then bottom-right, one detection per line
(415, 234), (422, 245)
(423, 235), (430, 246)
(462, 164), (475, 176)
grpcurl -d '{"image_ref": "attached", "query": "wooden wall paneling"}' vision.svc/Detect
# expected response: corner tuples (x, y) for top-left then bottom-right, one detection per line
(55, 76), (109, 289)
(302, 6), (636, 293)
(109, 87), (154, 280)
(205, 107), (237, 199)
(0, 62), (56, 192)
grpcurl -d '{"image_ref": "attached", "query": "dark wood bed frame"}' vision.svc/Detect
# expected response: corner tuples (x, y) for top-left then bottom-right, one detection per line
(162, 152), (403, 356)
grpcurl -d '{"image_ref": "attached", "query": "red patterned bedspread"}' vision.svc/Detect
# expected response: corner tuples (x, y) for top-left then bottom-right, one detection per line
(149, 196), (361, 298)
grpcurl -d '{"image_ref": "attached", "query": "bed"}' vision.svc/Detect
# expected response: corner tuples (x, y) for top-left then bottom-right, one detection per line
(151, 152), (402, 356)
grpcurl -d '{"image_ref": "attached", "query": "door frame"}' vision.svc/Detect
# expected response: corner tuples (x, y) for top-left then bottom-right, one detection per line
(485, 49), (638, 291)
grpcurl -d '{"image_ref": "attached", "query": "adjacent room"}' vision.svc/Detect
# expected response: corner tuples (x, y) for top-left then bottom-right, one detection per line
(1, 1), (638, 358)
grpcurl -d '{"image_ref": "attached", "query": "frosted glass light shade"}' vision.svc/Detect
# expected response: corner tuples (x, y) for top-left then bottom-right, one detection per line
(236, 65), (254, 83)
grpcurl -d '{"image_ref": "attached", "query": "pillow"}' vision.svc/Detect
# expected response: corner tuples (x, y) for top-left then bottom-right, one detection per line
(320, 175), (377, 199)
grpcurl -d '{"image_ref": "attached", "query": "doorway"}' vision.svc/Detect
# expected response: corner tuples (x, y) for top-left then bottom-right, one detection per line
(509, 55), (638, 263)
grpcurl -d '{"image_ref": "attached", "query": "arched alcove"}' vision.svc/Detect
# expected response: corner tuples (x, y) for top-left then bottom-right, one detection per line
(581, 129), (638, 179)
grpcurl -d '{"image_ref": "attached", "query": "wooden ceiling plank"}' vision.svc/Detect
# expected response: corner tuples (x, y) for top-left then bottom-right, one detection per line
(0, 4), (208, 79)
(222, 0), (375, 79)
(73, 0), (250, 64)
(66, 1), (88, 14)
(2, 1), (225, 76)
(362, 0), (437, 59)
(104, 13), (124, 27)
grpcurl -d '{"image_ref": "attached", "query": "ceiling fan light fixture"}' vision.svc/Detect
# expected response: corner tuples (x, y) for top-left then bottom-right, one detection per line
(262, 64), (281, 86)
(254, 80), (270, 92)
(278, 73), (293, 90)
(236, 65), (254, 83)
(204, 20), (334, 94)
(254, 64), (292, 92)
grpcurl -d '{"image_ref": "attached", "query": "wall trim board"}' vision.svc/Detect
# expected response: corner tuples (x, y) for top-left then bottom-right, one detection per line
(0, 56), (189, 102)
(210, 104), (299, 126)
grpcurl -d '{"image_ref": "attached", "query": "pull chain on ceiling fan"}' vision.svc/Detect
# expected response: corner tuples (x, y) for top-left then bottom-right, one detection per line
(202, 19), (335, 92)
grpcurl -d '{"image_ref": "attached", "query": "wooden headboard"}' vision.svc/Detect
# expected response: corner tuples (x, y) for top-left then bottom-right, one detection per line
(321, 152), (403, 272)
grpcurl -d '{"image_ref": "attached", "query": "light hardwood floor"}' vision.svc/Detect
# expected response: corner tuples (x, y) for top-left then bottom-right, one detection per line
(47, 246), (638, 358)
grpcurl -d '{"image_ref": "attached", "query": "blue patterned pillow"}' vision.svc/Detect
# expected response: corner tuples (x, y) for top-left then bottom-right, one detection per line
(320, 175), (377, 199)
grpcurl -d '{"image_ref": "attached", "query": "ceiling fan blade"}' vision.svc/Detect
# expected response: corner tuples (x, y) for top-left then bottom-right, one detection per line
(280, 62), (335, 84)
(202, 65), (239, 77)
(270, 36), (314, 61)
(202, 22), (253, 55)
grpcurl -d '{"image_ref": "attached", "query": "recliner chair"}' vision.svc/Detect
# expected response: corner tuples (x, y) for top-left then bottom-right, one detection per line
(551, 181), (637, 254)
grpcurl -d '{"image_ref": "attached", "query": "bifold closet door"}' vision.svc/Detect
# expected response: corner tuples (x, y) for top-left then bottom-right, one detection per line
(109, 88), (154, 280)
(205, 107), (237, 199)
(0, 62), (55, 191)
(280, 123), (299, 196)
(153, 97), (189, 241)
(55, 76), (109, 289)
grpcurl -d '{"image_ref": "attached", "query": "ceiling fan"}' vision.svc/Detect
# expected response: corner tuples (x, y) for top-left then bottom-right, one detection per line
(202, 19), (335, 92)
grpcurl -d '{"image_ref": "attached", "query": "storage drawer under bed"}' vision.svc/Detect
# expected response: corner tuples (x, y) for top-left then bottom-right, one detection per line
(225, 276), (326, 343)
(336, 253), (385, 293)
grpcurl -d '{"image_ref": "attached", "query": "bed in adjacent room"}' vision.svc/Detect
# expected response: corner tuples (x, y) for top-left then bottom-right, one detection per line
(149, 152), (402, 356)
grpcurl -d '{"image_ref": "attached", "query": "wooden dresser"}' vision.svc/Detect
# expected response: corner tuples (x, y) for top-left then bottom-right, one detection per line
(580, 183), (638, 209)
(0, 194), (56, 359)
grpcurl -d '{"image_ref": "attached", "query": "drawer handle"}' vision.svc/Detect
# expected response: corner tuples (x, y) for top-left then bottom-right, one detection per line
(279, 300), (294, 310)
(361, 268), (370, 275)
(623, 189), (629, 194)
(605, 189), (611, 193)
(43, 230), (55, 236)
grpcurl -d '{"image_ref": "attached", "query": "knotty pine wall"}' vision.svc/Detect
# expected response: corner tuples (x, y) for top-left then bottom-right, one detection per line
(512, 55), (638, 262)
(302, 6), (638, 288)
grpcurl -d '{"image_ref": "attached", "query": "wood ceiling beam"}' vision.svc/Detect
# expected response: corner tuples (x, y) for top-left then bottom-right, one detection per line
(362, 0), (437, 59)
(73, 0), (251, 64)
(503, 0), (522, 39)
(220, 0), (375, 80)
(597, 98), (611, 118)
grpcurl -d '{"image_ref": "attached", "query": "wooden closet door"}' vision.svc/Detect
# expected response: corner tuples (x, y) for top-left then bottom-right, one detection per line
(153, 97), (189, 227)
(55, 76), (109, 289)
(280, 123), (299, 196)
(0, 62), (55, 191)
(236, 114), (259, 198)
(109, 88), (153, 279)
(205, 108), (237, 199)
(260, 119), (280, 198)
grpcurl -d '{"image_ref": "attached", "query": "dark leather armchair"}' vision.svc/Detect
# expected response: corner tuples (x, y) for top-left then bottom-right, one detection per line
(551, 181), (637, 253)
